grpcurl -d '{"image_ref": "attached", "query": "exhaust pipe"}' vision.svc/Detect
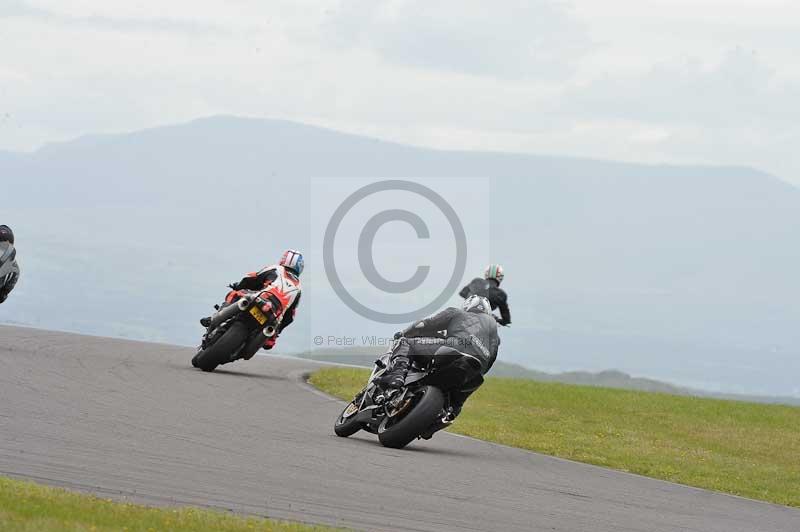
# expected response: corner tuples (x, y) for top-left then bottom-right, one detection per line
(263, 325), (276, 338)
(207, 297), (251, 329)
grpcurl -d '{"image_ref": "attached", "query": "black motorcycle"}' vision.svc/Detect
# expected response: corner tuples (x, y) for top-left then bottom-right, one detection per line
(333, 339), (480, 449)
(192, 289), (282, 372)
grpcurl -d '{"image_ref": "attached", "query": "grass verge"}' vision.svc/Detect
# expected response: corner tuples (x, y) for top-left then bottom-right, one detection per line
(309, 367), (800, 507)
(0, 476), (342, 532)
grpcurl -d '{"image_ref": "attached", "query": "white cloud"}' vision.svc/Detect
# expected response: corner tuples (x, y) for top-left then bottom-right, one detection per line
(0, 0), (233, 34)
(320, 0), (589, 79)
(0, 0), (797, 183)
(567, 48), (797, 127)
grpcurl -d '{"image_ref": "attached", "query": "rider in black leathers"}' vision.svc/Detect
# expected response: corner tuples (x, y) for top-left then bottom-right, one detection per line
(379, 295), (500, 418)
(459, 263), (511, 326)
(0, 225), (19, 304)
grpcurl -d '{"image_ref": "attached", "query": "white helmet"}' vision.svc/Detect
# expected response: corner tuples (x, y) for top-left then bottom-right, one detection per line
(484, 264), (504, 284)
(462, 295), (492, 315)
(280, 249), (304, 276)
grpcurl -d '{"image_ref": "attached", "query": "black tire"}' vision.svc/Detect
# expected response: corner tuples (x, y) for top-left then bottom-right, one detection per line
(193, 321), (249, 372)
(378, 386), (444, 449)
(334, 401), (363, 437)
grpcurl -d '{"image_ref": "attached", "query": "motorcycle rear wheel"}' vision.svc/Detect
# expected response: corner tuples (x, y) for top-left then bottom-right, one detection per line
(193, 321), (249, 372)
(377, 385), (444, 449)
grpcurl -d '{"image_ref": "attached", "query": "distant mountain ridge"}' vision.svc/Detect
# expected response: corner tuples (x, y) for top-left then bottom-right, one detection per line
(6, 115), (797, 204)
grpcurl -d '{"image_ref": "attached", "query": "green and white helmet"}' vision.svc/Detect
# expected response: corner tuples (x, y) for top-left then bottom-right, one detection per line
(484, 264), (504, 284)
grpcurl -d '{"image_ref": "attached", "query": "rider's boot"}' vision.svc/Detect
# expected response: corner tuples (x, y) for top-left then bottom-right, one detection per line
(377, 356), (410, 390)
(201, 300), (229, 328)
(420, 406), (459, 440)
(375, 338), (411, 390)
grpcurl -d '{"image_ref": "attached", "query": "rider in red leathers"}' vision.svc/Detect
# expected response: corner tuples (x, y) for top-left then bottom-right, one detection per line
(201, 250), (303, 351)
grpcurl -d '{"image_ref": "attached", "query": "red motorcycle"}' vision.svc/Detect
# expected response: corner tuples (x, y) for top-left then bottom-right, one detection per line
(191, 289), (284, 372)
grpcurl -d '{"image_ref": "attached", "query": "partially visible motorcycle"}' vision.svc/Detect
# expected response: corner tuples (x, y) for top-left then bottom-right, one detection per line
(333, 339), (481, 449)
(191, 289), (283, 372)
(0, 242), (18, 298)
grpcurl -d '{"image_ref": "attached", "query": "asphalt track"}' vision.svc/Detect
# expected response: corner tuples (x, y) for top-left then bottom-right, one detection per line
(1, 325), (798, 531)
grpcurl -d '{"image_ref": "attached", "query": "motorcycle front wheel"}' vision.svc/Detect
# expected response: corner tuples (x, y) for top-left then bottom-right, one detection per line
(377, 385), (444, 449)
(334, 401), (363, 437)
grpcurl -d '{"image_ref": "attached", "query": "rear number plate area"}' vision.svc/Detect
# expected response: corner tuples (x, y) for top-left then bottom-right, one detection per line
(249, 306), (268, 325)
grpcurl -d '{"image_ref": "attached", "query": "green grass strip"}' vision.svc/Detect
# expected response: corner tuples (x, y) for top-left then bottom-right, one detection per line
(309, 367), (800, 507)
(0, 476), (343, 532)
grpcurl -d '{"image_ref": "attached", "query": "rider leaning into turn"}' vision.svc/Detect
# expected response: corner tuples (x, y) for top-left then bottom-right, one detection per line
(0, 225), (20, 305)
(201, 249), (303, 351)
(378, 295), (500, 421)
(459, 263), (511, 326)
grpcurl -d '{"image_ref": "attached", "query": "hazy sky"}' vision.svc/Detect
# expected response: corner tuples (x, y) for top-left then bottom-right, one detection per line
(1, 0), (798, 183)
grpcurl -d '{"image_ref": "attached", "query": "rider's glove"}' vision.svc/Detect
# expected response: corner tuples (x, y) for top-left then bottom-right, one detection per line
(494, 316), (510, 327)
(393, 331), (404, 340)
(228, 282), (239, 290)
